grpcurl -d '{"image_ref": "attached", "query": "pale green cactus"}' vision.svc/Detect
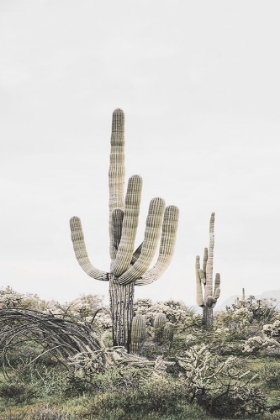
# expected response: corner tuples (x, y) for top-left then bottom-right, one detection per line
(154, 312), (167, 344)
(163, 322), (174, 351)
(130, 314), (146, 354)
(70, 109), (179, 350)
(196, 212), (221, 326)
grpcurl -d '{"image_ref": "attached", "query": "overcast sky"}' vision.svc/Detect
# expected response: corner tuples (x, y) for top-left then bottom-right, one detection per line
(1, 0), (280, 308)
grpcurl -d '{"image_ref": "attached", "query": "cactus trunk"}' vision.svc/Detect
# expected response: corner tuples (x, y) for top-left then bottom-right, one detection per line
(109, 274), (134, 349)
(203, 305), (213, 326)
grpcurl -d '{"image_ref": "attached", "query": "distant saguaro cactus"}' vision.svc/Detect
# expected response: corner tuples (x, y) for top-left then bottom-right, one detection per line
(196, 213), (221, 326)
(70, 109), (179, 351)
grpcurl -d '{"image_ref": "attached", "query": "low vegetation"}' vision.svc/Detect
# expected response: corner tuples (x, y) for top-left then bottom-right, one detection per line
(0, 286), (280, 419)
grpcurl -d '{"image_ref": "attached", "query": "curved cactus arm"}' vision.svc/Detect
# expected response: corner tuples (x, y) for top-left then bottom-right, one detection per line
(110, 208), (124, 259)
(118, 198), (165, 285)
(109, 109), (125, 259)
(206, 296), (217, 308)
(131, 242), (143, 265)
(135, 205), (179, 286)
(112, 175), (142, 276)
(196, 256), (204, 307)
(70, 217), (108, 281)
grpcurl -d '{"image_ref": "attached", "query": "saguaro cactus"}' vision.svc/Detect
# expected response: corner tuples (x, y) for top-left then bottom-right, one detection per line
(196, 212), (221, 326)
(70, 109), (179, 351)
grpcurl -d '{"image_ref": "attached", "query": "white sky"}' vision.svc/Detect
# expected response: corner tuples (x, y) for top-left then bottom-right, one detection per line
(1, 0), (280, 307)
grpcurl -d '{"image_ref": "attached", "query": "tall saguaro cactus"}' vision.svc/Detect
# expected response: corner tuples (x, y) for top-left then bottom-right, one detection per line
(70, 109), (179, 351)
(196, 212), (221, 326)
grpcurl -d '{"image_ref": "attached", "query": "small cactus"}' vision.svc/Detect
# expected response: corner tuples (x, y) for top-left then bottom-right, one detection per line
(130, 314), (146, 354)
(154, 313), (167, 344)
(163, 322), (174, 350)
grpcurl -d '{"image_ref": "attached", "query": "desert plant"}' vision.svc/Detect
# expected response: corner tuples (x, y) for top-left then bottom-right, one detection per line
(154, 313), (167, 345)
(130, 314), (146, 354)
(196, 213), (221, 326)
(163, 322), (174, 350)
(175, 344), (266, 417)
(0, 307), (103, 376)
(259, 360), (280, 390)
(69, 109), (179, 350)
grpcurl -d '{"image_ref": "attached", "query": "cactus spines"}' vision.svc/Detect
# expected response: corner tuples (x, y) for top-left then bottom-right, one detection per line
(195, 212), (221, 326)
(70, 109), (179, 350)
(130, 314), (146, 354)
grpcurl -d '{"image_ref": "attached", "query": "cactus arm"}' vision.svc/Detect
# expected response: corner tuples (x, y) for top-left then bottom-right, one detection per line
(112, 175), (142, 276)
(109, 109), (125, 259)
(131, 242), (143, 265)
(196, 256), (204, 307)
(111, 209), (124, 259)
(205, 212), (215, 299)
(214, 273), (220, 299)
(203, 248), (208, 276)
(199, 268), (206, 285)
(206, 296), (217, 308)
(135, 205), (179, 286)
(206, 273), (221, 308)
(109, 108), (125, 213)
(69, 217), (108, 281)
(118, 198), (165, 285)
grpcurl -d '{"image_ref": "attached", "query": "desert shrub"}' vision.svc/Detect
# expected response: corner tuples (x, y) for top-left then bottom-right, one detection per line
(260, 360), (280, 389)
(174, 344), (266, 417)
(263, 320), (280, 339)
(198, 385), (266, 417)
(68, 345), (169, 375)
(218, 297), (279, 340)
(0, 380), (38, 404)
(242, 336), (280, 356)
(78, 376), (188, 418)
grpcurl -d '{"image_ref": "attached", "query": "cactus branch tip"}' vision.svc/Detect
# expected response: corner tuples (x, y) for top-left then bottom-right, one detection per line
(112, 109), (125, 132)
(70, 216), (81, 228)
